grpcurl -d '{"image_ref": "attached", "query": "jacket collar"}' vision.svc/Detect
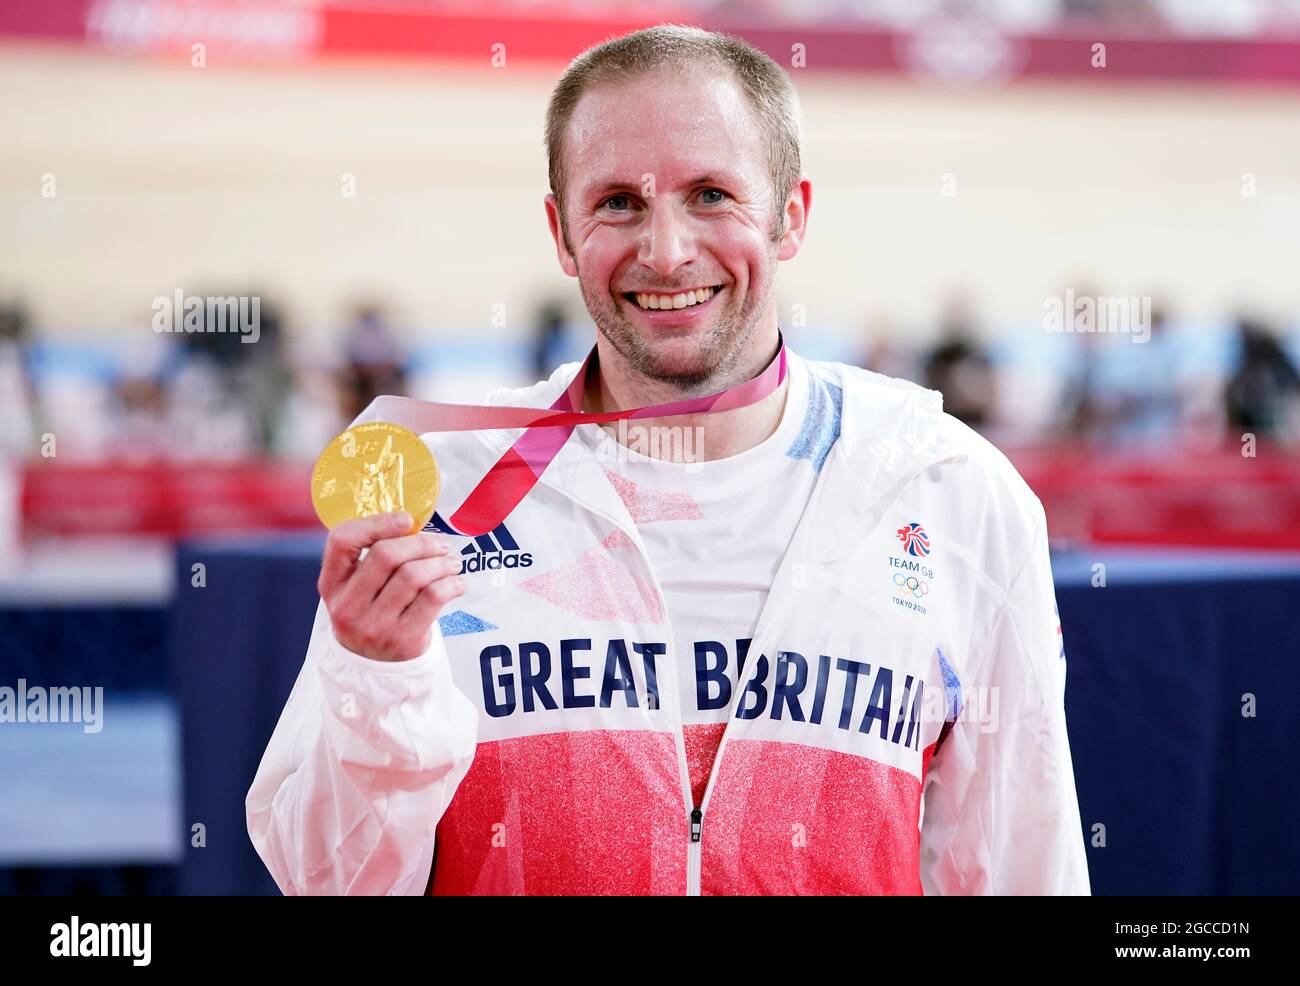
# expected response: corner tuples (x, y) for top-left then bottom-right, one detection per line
(470, 348), (968, 564)
(787, 358), (966, 567)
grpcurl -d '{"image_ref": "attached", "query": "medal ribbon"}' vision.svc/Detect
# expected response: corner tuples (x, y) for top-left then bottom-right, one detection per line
(354, 335), (787, 536)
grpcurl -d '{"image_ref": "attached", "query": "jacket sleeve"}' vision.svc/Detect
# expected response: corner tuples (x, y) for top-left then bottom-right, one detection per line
(245, 599), (479, 895)
(918, 508), (1091, 895)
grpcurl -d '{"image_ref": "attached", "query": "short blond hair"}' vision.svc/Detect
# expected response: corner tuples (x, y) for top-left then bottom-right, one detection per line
(545, 24), (802, 244)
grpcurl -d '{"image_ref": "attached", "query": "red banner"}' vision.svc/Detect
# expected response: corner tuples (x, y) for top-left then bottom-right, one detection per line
(18, 446), (1300, 546)
(20, 461), (318, 537)
(4, 1), (1300, 86)
(1010, 445), (1300, 550)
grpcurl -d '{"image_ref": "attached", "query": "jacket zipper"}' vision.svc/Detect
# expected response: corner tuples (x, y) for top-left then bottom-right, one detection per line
(600, 510), (704, 895)
(688, 807), (703, 895)
(691, 578), (806, 875)
(635, 548), (702, 896)
(524, 482), (702, 895)
(680, 456), (841, 894)
(516, 383), (961, 896)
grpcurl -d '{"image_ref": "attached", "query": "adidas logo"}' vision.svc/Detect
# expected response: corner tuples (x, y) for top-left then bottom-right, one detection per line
(425, 512), (534, 575)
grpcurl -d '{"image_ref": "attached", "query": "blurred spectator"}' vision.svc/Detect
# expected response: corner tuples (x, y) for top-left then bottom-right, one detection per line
(1224, 315), (1300, 438)
(923, 296), (996, 429)
(1100, 301), (1187, 445)
(232, 293), (293, 453)
(859, 312), (919, 382)
(112, 376), (169, 455)
(1055, 296), (1199, 447)
(338, 304), (407, 422)
(167, 288), (293, 457)
(532, 297), (572, 379)
(0, 297), (34, 562)
(0, 297), (35, 458)
(1057, 320), (1111, 442)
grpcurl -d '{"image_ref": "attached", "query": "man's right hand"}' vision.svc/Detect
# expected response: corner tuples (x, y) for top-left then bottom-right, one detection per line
(318, 511), (466, 662)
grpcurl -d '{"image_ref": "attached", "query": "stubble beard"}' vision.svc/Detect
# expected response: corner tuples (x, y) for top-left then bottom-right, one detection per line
(577, 261), (775, 392)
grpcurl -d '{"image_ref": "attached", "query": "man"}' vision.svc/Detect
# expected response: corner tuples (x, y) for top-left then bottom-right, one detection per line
(246, 25), (1090, 895)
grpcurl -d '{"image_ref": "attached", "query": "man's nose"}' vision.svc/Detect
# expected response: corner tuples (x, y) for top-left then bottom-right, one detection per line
(637, 202), (696, 278)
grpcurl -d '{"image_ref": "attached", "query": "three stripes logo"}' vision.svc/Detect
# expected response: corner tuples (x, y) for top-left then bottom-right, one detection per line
(425, 512), (534, 575)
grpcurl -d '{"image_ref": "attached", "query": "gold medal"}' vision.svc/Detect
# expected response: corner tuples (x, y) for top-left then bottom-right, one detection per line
(311, 422), (439, 536)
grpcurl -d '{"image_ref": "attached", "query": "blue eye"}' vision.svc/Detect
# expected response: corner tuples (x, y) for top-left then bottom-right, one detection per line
(698, 188), (728, 205)
(603, 195), (631, 211)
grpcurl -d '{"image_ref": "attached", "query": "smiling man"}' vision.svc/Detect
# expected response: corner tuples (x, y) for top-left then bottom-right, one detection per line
(247, 25), (1091, 896)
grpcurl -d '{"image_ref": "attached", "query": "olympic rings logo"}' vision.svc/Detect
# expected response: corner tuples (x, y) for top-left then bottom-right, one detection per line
(893, 573), (929, 598)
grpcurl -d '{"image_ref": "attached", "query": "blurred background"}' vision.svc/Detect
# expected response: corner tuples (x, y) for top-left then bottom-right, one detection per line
(1, 0), (1298, 895)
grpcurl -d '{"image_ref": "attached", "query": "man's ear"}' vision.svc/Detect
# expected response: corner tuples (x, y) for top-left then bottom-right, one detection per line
(544, 193), (579, 277)
(776, 176), (812, 262)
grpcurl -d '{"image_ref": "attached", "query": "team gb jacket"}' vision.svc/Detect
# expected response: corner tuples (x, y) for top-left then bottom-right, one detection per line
(246, 348), (1092, 896)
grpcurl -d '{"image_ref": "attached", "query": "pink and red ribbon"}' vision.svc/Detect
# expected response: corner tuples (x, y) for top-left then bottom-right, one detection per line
(355, 336), (787, 535)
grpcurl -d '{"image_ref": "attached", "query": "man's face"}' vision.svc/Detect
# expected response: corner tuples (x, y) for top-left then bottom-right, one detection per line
(545, 69), (805, 388)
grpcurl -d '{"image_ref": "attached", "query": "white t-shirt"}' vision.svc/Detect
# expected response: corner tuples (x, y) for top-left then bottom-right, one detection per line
(573, 356), (831, 807)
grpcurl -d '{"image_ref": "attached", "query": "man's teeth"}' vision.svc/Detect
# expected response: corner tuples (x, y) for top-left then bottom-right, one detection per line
(633, 286), (716, 310)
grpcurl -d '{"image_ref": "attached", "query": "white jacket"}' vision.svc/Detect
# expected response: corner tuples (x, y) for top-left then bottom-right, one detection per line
(246, 349), (1091, 895)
